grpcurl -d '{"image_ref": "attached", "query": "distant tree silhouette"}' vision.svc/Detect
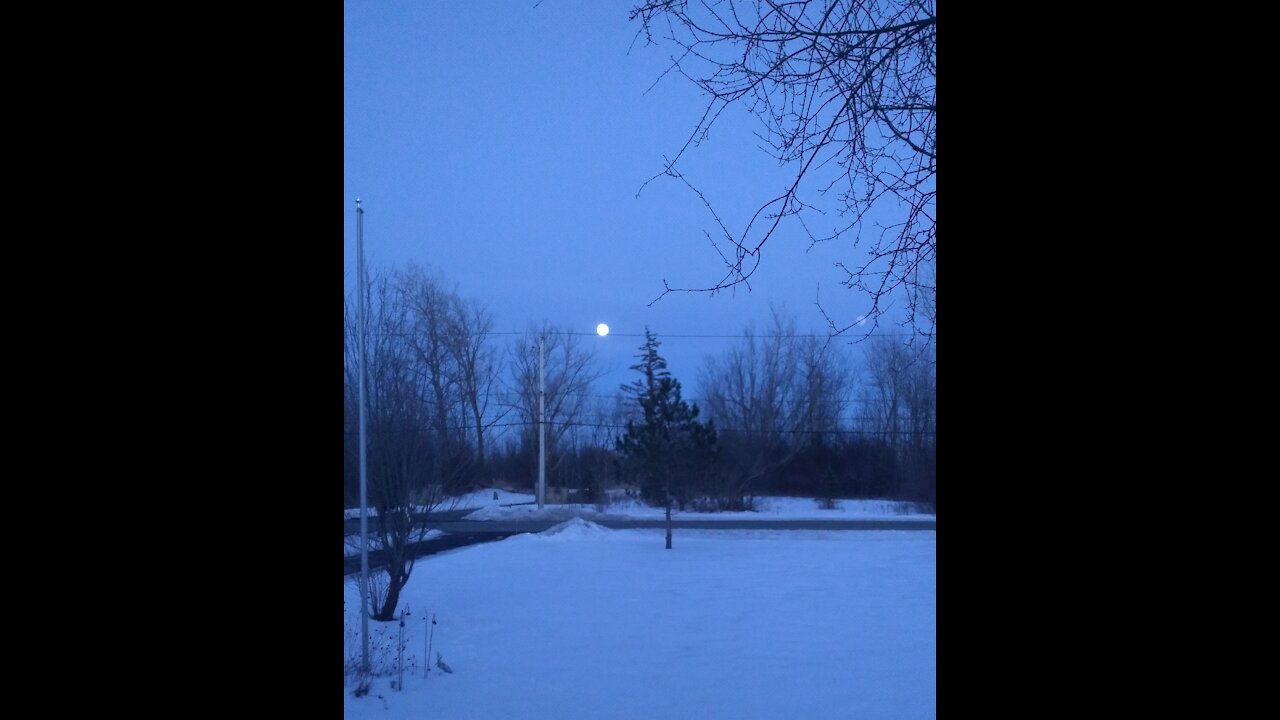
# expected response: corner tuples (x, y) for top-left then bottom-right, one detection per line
(508, 324), (605, 494)
(698, 307), (853, 506)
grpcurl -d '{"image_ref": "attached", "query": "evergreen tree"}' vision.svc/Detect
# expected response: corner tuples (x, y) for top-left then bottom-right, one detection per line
(616, 328), (717, 548)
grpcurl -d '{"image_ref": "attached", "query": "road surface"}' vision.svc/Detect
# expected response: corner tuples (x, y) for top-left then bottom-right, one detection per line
(343, 512), (934, 576)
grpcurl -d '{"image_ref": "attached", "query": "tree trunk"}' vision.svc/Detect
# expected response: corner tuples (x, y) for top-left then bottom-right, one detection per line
(665, 502), (672, 549)
(472, 401), (485, 467)
(375, 569), (404, 621)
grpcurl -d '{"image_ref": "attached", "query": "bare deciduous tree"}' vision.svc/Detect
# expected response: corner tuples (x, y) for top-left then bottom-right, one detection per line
(507, 325), (606, 493)
(345, 272), (445, 620)
(859, 335), (932, 444)
(631, 0), (936, 338)
(446, 296), (503, 468)
(400, 267), (467, 487)
(699, 307), (852, 504)
(858, 334), (934, 503)
(344, 267), (500, 620)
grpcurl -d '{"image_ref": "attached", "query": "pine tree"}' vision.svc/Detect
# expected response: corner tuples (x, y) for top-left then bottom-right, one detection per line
(616, 328), (717, 548)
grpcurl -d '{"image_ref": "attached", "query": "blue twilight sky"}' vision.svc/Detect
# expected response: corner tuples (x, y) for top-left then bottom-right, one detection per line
(343, 1), (889, 396)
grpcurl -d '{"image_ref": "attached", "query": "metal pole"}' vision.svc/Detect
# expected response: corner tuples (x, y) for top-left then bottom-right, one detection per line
(537, 334), (546, 510)
(357, 198), (370, 671)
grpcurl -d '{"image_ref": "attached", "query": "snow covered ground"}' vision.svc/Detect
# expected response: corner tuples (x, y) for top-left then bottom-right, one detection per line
(462, 488), (935, 522)
(344, 519), (936, 718)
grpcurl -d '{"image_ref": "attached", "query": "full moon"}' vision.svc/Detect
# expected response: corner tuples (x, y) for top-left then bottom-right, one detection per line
(596, 323), (609, 337)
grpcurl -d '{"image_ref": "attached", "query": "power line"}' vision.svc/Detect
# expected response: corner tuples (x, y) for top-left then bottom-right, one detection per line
(553, 422), (934, 436)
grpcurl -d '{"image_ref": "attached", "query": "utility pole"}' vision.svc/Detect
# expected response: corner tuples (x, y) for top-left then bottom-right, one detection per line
(537, 334), (546, 510)
(356, 198), (370, 671)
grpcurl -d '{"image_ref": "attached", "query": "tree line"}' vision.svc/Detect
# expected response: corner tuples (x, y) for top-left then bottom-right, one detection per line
(344, 265), (935, 515)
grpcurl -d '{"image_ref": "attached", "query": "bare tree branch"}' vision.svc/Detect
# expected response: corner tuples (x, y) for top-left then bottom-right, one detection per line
(631, 0), (936, 340)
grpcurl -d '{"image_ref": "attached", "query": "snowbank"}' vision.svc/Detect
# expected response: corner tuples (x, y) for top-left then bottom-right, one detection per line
(536, 517), (612, 540)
